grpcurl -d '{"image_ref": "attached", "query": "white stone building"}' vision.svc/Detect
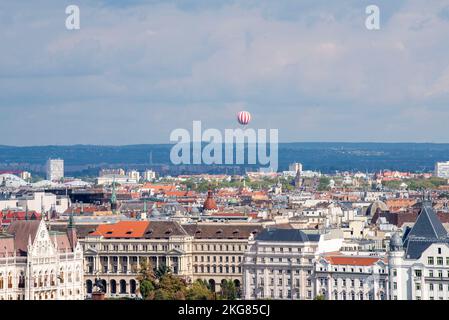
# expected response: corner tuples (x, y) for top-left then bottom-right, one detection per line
(0, 192), (70, 214)
(314, 255), (388, 300)
(388, 201), (449, 300)
(242, 228), (343, 300)
(0, 218), (84, 300)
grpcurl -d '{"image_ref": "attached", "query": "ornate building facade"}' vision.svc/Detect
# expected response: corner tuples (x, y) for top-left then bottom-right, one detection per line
(0, 218), (84, 300)
(80, 220), (194, 298)
(388, 201), (449, 300)
(242, 228), (343, 300)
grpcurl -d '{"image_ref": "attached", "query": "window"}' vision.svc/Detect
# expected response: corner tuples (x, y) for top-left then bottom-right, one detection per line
(437, 257), (444, 265)
(438, 248), (442, 254)
(429, 270), (434, 277)
(393, 282), (397, 290)
(415, 283), (421, 290)
(415, 270), (422, 277)
(393, 269), (397, 277)
(428, 257), (434, 265)
(439, 284), (443, 291)
(429, 283), (434, 291)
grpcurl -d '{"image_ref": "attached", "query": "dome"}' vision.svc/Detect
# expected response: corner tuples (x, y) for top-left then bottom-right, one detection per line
(389, 232), (403, 251)
(366, 200), (388, 216)
(203, 190), (218, 211)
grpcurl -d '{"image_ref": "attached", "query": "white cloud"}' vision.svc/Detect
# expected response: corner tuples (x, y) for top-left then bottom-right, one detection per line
(1, 0), (449, 144)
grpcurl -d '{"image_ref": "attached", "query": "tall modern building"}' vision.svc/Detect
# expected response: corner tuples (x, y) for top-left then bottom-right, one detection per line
(46, 159), (64, 181)
(435, 161), (449, 178)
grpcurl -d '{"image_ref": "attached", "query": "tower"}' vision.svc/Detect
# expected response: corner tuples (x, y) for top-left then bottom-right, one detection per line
(110, 180), (117, 214)
(67, 211), (78, 248)
(388, 232), (404, 299)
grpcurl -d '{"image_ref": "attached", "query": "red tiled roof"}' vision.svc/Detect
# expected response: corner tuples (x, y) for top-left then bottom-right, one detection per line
(324, 256), (382, 266)
(90, 221), (150, 238)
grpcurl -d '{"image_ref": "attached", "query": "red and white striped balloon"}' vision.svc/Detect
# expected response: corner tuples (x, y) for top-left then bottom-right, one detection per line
(237, 111), (251, 125)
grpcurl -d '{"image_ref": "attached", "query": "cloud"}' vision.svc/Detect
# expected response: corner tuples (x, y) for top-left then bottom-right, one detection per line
(1, 0), (449, 145)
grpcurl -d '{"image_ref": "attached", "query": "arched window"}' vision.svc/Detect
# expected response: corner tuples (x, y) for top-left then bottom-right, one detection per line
(130, 280), (136, 294)
(18, 272), (25, 288)
(44, 272), (48, 287)
(119, 279), (127, 294)
(59, 268), (64, 284)
(50, 272), (55, 286)
(38, 272), (43, 287)
(0, 274), (3, 289)
(110, 279), (117, 294)
(86, 280), (93, 294)
(7, 272), (12, 289)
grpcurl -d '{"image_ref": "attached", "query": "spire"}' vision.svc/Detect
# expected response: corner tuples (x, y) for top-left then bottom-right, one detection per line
(110, 179), (117, 214)
(68, 210), (74, 229)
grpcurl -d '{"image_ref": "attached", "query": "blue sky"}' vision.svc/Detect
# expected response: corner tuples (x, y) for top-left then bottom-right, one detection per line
(1, 0), (449, 145)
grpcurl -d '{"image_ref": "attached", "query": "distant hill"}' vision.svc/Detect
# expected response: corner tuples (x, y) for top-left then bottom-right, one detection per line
(0, 143), (448, 175)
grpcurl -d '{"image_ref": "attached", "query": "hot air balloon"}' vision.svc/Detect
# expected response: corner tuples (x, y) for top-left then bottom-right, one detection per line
(237, 111), (251, 125)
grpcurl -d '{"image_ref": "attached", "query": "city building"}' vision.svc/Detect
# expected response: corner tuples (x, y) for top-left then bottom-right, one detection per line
(143, 170), (157, 182)
(127, 170), (140, 182)
(388, 201), (449, 300)
(242, 228), (343, 300)
(182, 223), (264, 295)
(0, 192), (70, 214)
(435, 161), (449, 178)
(20, 171), (31, 182)
(0, 218), (84, 300)
(46, 159), (64, 181)
(81, 220), (193, 298)
(314, 255), (388, 300)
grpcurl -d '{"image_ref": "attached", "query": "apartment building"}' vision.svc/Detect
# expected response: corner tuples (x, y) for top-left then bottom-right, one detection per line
(242, 228), (343, 300)
(388, 201), (449, 300)
(81, 220), (193, 298)
(182, 223), (264, 294)
(314, 255), (388, 300)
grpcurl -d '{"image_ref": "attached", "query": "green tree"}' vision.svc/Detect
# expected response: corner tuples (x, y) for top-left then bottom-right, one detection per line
(186, 280), (214, 300)
(220, 280), (237, 300)
(155, 265), (170, 279)
(153, 273), (188, 300)
(139, 280), (155, 300)
(136, 260), (156, 299)
(317, 177), (331, 191)
(314, 294), (325, 300)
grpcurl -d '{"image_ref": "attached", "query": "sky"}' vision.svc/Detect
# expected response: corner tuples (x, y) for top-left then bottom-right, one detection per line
(1, 0), (449, 145)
